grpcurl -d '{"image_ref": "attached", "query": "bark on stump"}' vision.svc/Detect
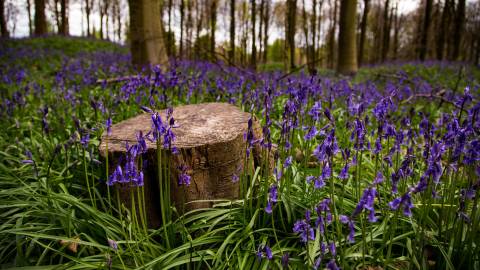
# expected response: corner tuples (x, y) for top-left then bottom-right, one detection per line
(99, 102), (263, 228)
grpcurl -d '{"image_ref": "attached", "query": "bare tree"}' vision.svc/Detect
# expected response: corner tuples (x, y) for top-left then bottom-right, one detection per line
(337, 0), (358, 74)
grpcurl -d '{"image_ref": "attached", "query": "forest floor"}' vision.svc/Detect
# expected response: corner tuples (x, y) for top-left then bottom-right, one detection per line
(0, 36), (479, 269)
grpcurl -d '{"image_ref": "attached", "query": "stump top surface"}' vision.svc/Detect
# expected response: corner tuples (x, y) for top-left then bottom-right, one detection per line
(100, 102), (251, 153)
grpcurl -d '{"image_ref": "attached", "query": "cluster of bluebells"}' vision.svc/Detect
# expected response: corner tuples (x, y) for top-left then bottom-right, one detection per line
(2, 38), (480, 268)
(108, 132), (147, 187)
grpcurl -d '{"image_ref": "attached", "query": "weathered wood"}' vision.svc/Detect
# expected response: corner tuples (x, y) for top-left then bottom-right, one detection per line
(100, 102), (264, 227)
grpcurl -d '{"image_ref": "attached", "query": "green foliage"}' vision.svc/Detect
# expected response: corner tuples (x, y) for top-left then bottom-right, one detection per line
(0, 36), (479, 270)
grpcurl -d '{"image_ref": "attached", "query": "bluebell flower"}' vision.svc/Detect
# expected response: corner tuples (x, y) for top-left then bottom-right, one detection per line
(293, 210), (315, 243)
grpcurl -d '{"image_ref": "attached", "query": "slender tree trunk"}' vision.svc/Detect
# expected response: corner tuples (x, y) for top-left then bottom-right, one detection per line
(85, 0), (91, 36)
(452, 0), (465, 60)
(54, 0), (61, 33)
(128, 0), (169, 67)
(195, 0), (203, 59)
(263, 0), (269, 63)
(186, 0), (193, 58)
(317, 0), (323, 65)
(286, 0), (297, 70)
(258, 0), (264, 64)
(210, 0), (217, 61)
(380, 0), (390, 62)
(27, 0), (33, 36)
(59, 0), (68, 35)
(167, 0), (172, 56)
(229, 0), (235, 63)
(358, 0), (369, 65)
(180, 0), (185, 57)
(419, 0), (433, 61)
(328, 0), (338, 69)
(337, 0), (358, 74)
(117, 0), (121, 41)
(302, 0), (309, 68)
(250, 0), (257, 69)
(436, 0), (448, 60)
(0, 0), (9, 37)
(309, 0), (317, 73)
(100, 2), (104, 39)
(34, 0), (47, 35)
(392, 4), (399, 60)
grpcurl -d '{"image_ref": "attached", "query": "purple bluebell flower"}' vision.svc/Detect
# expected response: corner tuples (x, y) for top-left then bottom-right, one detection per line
(389, 192), (413, 217)
(108, 239), (118, 250)
(256, 245), (273, 260)
(353, 187), (377, 222)
(326, 259), (340, 270)
(338, 164), (350, 180)
(304, 125), (318, 141)
(373, 172), (384, 185)
(80, 133), (90, 149)
(309, 101), (322, 122)
(265, 184), (278, 213)
(178, 165), (191, 186)
(293, 210), (315, 243)
(281, 252), (289, 267)
(284, 156), (293, 168)
(106, 118), (112, 136)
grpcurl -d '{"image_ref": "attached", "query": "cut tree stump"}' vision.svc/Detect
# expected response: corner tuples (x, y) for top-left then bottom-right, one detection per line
(99, 102), (265, 228)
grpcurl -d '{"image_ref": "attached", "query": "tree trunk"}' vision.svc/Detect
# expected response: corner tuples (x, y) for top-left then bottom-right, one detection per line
(258, 0), (264, 65)
(100, 2), (104, 39)
(85, 0), (91, 36)
(128, 0), (169, 68)
(309, 0), (317, 73)
(59, 0), (68, 35)
(286, 0), (297, 70)
(381, 0), (390, 62)
(116, 0), (121, 41)
(180, 0), (185, 57)
(451, 0), (465, 60)
(337, 0), (358, 75)
(27, 0), (33, 36)
(0, 0), (9, 38)
(54, 0), (61, 34)
(210, 0), (217, 61)
(34, 0), (47, 35)
(229, 0), (235, 63)
(250, 0), (257, 69)
(436, 0), (449, 60)
(262, 0), (269, 63)
(328, 0), (338, 69)
(301, 0), (308, 59)
(186, 0), (193, 58)
(419, 0), (432, 61)
(358, 0), (369, 65)
(392, 4), (399, 60)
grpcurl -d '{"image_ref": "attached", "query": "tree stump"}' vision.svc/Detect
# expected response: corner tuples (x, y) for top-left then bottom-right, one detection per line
(99, 102), (263, 228)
